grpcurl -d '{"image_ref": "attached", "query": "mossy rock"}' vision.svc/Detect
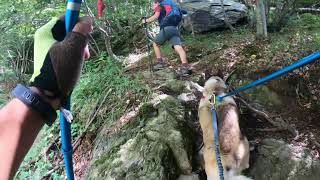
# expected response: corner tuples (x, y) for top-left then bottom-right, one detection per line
(160, 79), (186, 95)
(249, 138), (320, 180)
(138, 102), (156, 118)
(142, 69), (177, 82)
(87, 96), (193, 179)
(190, 74), (204, 85)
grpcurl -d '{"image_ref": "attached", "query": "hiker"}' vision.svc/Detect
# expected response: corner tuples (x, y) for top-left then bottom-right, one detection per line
(0, 16), (92, 179)
(142, 0), (192, 76)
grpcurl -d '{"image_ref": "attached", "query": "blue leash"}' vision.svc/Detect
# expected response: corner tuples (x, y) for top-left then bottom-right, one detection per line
(211, 107), (225, 180)
(60, 0), (82, 179)
(210, 51), (319, 179)
(217, 51), (320, 102)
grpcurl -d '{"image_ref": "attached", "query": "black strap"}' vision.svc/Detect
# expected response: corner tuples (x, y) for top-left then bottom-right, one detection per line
(12, 84), (57, 126)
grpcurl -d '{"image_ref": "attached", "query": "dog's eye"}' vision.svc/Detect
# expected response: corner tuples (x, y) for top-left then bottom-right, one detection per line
(215, 78), (220, 81)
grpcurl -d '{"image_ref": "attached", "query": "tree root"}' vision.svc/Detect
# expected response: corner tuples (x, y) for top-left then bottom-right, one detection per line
(223, 69), (236, 83)
(235, 96), (297, 136)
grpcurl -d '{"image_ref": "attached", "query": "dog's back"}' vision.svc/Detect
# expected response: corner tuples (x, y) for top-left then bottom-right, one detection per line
(199, 76), (251, 180)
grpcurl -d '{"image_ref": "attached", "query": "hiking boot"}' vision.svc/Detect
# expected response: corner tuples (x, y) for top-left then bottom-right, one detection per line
(178, 66), (192, 77)
(153, 61), (167, 71)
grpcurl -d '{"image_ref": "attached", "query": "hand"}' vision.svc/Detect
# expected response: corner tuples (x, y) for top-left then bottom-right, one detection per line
(141, 17), (147, 25)
(30, 16), (91, 110)
(73, 16), (93, 36)
(29, 87), (61, 110)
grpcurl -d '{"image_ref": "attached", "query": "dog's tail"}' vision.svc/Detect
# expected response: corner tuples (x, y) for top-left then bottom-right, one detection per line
(226, 169), (253, 180)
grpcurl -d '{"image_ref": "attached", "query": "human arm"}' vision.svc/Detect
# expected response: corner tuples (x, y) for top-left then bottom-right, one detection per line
(0, 17), (92, 179)
(0, 98), (45, 180)
(143, 11), (160, 23)
(142, 2), (161, 24)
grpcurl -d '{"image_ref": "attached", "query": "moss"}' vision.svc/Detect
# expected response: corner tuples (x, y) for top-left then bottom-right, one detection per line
(138, 103), (156, 118)
(154, 69), (177, 81)
(87, 95), (193, 179)
(158, 96), (183, 113)
(162, 80), (186, 95)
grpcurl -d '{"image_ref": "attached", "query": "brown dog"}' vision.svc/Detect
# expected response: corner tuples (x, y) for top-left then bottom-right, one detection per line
(198, 76), (251, 180)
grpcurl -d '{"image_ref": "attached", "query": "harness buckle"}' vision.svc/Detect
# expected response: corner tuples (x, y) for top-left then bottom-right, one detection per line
(209, 94), (216, 108)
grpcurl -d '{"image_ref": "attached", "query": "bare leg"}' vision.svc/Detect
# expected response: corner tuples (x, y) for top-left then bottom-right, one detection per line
(153, 42), (162, 60)
(173, 45), (188, 64)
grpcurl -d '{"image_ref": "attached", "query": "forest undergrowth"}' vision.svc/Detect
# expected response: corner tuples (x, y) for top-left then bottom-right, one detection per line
(0, 0), (318, 178)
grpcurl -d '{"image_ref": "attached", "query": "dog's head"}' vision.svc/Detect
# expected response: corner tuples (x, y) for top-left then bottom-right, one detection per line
(202, 76), (227, 97)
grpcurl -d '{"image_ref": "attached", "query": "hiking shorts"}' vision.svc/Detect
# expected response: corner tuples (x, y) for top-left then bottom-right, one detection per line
(155, 26), (183, 46)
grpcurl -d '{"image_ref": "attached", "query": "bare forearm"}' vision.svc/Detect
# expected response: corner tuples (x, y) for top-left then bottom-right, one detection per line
(146, 16), (157, 23)
(0, 99), (44, 180)
(146, 12), (160, 23)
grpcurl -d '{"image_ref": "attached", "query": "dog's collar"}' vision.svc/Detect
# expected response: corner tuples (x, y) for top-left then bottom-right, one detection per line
(202, 94), (220, 108)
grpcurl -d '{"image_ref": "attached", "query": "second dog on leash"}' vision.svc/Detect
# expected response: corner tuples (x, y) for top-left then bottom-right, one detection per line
(198, 76), (252, 180)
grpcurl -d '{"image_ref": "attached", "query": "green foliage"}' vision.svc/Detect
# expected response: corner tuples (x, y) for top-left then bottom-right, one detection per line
(15, 123), (63, 179)
(268, 0), (297, 32)
(0, 69), (21, 108)
(85, 0), (153, 54)
(0, 89), (6, 108)
(15, 52), (151, 178)
(269, 0), (318, 7)
(0, 0), (66, 80)
(292, 13), (320, 30)
(72, 52), (151, 128)
(296, 0), (318, 7)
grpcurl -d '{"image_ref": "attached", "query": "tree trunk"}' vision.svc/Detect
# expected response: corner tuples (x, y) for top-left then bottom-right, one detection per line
(256, 0), (267, 38)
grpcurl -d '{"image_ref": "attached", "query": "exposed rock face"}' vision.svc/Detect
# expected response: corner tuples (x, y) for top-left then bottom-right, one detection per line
(180, 0), (248, 33)
(249, 139), (320, 180)
(87, 95), (194, 179)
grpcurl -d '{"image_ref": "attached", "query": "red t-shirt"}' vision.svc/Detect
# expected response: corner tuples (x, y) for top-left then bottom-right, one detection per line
(153, 3), (172, 15)
(153, 4), (161, 13)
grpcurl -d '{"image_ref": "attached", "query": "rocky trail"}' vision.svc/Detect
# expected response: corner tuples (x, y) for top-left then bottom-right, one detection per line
(71, 31), (320, 179)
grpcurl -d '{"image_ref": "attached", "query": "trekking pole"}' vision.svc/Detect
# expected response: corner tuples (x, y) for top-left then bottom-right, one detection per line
(217, 51), (320, 102)
(60, 0), (82, 179)
(143, 17), (153, 73)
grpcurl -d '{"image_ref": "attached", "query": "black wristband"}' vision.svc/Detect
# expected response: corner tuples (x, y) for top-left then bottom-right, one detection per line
(11, 84), (57, 126)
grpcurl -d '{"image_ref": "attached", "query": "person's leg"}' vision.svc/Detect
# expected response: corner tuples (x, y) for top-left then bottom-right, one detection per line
(167, 27), (192, 76)
(153, 28), (171, 70)
(153, 42), (162, 61)
(154, 29), (167, 62)
(167, 26), (189, 65)
(173, 45), (188, 64)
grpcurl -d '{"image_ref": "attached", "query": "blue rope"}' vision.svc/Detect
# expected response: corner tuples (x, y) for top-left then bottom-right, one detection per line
(60, 0), (82, 179)
(211, 108), (224, 180)
(217, 51), (320, 102)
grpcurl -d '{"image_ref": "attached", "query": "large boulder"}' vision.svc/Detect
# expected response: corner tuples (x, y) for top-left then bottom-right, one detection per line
(180, 0), (248, 33)
(87, 95), (194, 179)
(249, 139), (320, 180)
